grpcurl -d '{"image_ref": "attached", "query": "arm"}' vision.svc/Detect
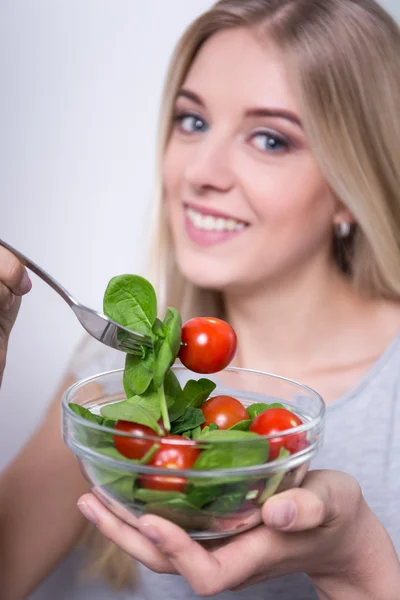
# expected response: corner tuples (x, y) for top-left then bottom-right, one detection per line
(0, 376), (91, 600)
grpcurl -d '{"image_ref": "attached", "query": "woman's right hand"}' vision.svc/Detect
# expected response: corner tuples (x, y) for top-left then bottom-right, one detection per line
(0, 246), (32, 386)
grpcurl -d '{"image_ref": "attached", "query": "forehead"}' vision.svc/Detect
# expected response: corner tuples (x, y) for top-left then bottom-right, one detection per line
(182, 28), (297, 114)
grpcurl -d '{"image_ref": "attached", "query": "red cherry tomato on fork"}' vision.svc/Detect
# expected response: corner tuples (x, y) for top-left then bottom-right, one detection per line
(113, 421), (159, 460)
(201, 395), (249, 430)
(249, 408), (306, 461)
(138, 435), (200, 493)
(178, 317), (237, 374)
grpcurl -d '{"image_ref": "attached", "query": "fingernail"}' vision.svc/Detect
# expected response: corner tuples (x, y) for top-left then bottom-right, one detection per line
(77, 501), (98, 525)
(139, 522), (161, 545)
(267, 499), (297, 529)
(19, 271), (32, 295)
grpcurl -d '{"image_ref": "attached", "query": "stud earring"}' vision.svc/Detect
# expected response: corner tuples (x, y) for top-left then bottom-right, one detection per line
(336, 221), (351, 238)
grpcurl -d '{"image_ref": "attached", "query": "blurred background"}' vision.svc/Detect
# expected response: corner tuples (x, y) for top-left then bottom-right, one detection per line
(0, 0), (398, 598)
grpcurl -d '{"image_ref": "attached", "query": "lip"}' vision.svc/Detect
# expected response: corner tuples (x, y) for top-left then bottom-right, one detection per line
(184, 202), (249, 224)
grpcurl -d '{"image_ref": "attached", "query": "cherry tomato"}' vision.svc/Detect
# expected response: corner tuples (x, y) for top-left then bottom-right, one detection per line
(249, 408), (306, 461)
(113, 421), (158, 460)
(138, 435), (200, 493)
(179, 317), (237, 374)
(201, 395), (249, 430)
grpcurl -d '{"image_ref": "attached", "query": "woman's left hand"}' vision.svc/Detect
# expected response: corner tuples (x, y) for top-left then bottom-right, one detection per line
(77, 470), (400, 598)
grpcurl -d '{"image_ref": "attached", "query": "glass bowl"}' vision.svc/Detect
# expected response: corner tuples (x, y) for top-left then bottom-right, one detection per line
(62, 366), (325, 540)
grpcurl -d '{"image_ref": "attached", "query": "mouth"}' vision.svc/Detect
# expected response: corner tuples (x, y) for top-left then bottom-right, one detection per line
(184, 204), (249, 233)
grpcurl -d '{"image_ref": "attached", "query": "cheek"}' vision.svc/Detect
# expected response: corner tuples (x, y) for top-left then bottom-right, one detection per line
(239, 154), (335, 228)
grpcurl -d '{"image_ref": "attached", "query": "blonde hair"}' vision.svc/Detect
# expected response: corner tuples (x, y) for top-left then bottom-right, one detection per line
(86, 0), (400, 588)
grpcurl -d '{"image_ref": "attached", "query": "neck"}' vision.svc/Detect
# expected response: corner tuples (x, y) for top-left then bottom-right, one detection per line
(223, 258), (376, 378)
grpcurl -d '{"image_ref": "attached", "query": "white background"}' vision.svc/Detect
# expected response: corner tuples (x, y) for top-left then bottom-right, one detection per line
(0, 1), (398, 598)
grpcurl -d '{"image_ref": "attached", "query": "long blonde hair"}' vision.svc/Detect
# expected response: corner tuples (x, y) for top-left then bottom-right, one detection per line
(86, 0), (400, 588)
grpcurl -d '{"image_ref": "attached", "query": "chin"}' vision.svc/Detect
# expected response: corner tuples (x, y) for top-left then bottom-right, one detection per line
(175, 252), (235, 291)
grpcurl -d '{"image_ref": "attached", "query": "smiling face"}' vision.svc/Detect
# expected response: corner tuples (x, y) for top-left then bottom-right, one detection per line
(163, 27), (343, 293)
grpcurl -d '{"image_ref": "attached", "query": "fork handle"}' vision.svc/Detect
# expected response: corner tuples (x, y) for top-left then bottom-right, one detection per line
(0, 238), (77, 307)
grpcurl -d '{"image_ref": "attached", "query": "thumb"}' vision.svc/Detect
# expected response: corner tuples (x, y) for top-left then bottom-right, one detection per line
(261, 470), (361, 532)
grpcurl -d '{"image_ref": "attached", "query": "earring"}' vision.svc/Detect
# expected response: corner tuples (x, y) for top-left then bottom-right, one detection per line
(336, 221), (351, 238)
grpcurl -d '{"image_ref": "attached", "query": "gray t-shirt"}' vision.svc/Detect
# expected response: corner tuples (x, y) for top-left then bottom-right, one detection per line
(70, 330), (400, 599)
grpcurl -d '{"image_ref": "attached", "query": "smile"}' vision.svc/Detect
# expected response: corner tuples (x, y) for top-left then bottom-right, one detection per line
(185, 206), (248, 232)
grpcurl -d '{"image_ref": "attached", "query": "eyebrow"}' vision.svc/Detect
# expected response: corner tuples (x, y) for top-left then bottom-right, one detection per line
(176, 89), (302, 128)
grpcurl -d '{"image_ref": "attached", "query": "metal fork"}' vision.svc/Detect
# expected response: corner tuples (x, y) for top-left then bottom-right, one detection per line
(0, 238), (153, 355)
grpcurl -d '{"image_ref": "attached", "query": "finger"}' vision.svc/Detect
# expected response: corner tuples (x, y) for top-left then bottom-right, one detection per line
(77, 494), (175, 575)
(262, 470), (361, 532)
(137, 515), (278, 596)
(0, 247), (32, 296)
(0, 282), (16, 312)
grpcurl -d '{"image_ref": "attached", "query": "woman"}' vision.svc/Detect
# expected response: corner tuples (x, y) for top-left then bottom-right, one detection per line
(1, 0), (400, 598)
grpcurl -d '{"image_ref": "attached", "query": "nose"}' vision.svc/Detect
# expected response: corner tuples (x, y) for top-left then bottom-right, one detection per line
(184, 135), (235, 195)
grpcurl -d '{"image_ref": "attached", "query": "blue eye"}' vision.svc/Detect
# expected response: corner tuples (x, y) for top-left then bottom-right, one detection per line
(174, 112), (208, 133)
(251, 132), (290, 153)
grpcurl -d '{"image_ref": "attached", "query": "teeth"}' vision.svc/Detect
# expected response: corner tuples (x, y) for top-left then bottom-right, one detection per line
(186, 208), (246, 232)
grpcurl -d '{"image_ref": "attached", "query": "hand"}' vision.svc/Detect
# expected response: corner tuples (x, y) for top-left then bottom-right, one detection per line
(77, 470), (400, 598)
(0, 246), (32, 386)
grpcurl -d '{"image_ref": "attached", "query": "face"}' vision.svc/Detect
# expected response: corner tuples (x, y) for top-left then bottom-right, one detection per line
(163, 27), (343, 293)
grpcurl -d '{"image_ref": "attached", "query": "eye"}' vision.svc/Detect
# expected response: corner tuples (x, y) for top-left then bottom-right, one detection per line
(250, 131), (291, 153)
(174, 112), (208, 134)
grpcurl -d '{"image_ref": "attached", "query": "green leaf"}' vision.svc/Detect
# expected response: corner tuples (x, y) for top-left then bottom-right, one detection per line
(152, 308), (182, 389)
(134, 489), (186, 504)
(247, 402), (285, 420)
(69, 403), (103, 425)
(229, 419), (252, 431)
(194, 423), (218, 438)
(183, 378), (216, 409)
(185, 483), (222, 508)
(164, 369), (184, 409)
(103, 274), (157, 336)
(95, 445), (136, 461)
(170, 407), (205, 435)
(168, 377), (216, 425)
(258, 447), (290, 503)
(69, 403), (116, 448)
(143, 498), (211, 530)
(207, 490), (248, 514)
(193, 430), (269, 470)
(123, 349), (155, 396)
(100, 395), (163, 434)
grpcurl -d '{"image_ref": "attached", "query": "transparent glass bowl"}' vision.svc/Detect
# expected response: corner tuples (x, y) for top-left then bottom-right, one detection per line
(62, 366), (325, 540)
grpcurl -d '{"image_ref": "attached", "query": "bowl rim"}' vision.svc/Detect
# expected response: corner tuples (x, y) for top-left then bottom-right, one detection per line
(62, 365), (325, 449)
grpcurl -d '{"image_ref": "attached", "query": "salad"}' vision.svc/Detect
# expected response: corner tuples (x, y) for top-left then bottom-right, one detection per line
(69, 274), (308, 526)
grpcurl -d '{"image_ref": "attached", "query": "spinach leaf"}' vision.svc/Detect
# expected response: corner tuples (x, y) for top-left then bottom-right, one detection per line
(185, 483), (222, 508)
(229, 419), (252, 431)
(164, 369), (184, 410)
(143, 498), (211, 530)
(193, 430), (269, 470)
(183, 378), (216, 409)
(69, 403), (116, 448)
(194, 423), (218, 438)
(123, 349), (155, 396)
(69, 403), (103, 425)
(103, 274), (157, 336)
(100, 394), (163, 434)
(206, 490), (248, 514)
(134, 489), (186, 504)
(247, 402), (285, 420)
(258, 448), (290, 503)
(170, 407), (205, 435)
(152, 308), (182, 389)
